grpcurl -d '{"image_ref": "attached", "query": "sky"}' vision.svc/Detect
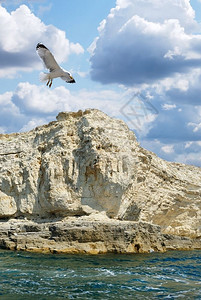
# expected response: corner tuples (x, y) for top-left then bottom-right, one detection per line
(1, 0), (201, 167)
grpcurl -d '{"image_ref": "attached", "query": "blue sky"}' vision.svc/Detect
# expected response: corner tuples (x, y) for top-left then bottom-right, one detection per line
(1, 0), (201, 167)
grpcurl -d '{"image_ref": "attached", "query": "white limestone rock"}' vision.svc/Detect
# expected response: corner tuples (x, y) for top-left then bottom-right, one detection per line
(0, 109), (201, 243)
(0, 191), (17, 217)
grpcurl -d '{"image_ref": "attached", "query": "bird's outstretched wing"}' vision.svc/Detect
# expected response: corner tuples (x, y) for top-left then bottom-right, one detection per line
(36, 43), (60, 72)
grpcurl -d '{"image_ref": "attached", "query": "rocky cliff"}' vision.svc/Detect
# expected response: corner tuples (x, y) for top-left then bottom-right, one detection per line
(0, 109), (200, 253)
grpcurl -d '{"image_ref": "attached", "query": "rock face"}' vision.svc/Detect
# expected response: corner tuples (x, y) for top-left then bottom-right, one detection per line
(0, 217), (168, 254)
(0, 109), (201, 253)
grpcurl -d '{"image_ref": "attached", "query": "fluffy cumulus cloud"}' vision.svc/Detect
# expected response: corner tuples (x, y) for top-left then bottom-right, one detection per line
(0, 82), (123, 133)
(90, 0), (201, 85)
(89, 0), (201, 166)
(0, 4), (84, 77)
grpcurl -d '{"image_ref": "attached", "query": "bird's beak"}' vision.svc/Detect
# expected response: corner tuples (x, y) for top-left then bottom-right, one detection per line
(69, 75), (76, 83)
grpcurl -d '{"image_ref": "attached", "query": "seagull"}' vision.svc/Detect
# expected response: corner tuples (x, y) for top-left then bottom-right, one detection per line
(36, 43), (76, 88)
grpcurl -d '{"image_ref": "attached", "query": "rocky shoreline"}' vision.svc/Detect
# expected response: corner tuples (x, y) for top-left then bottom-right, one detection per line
(0, 109), (201, 254)
(0, 216), (200, 254)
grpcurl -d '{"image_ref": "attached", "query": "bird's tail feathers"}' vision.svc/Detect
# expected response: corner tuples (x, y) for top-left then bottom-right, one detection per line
(39, 72), (49, 82)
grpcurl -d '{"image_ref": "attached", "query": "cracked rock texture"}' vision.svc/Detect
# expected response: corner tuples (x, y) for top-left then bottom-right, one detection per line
(0, 109), (200, 253)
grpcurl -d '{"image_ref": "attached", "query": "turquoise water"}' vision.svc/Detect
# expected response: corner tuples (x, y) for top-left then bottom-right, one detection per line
(0, 250), (201, 299)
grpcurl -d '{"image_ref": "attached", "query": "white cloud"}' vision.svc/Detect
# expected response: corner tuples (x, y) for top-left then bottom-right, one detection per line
(76, 71), (88, 78)
(146, 101), (201, 141)
(185, 141), (193, 149)
(116, 0), (131, 8)
(188, 122), (201, 132)
(0, 82), (125, 132)
(141, 139), (201, 167)
(0, 4), (84, 77)
(90, 0), (201, 86)
(13, 82), (126, 117)
(0, 90), (25, 133)
(0, 91), (20, 116)
(13, 82), (72, 114)
(20, 117), (48, 132)
(184, 141), (201, 149)
(161, 144), (174, 154)
(90, 0), (201, 165)
(162, 104), (176, 110)
(165, 69), (201, 105)
(176, 152), (201, 166)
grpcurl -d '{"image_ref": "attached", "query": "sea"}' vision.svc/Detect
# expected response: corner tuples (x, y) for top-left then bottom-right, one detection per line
(0, 250), (200, 299)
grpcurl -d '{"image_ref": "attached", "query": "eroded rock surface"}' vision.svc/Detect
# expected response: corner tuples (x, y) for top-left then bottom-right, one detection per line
(0, 109), (201, 253)
(0, 217), (167, 254)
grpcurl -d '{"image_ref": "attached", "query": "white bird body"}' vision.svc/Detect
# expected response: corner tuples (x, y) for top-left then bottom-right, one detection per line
(36, 43), (75, 87)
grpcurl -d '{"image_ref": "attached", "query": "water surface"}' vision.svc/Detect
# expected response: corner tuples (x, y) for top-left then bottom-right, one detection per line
(0, 250), (201, 299)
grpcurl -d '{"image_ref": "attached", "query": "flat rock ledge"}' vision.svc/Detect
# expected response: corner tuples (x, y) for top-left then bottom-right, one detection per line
(0, 216), (200, 254)
(0, 109), (201, 254)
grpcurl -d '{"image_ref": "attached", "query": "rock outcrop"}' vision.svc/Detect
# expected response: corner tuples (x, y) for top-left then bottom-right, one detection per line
(0, 109), (200, 253)
(0, 217), (167, 254)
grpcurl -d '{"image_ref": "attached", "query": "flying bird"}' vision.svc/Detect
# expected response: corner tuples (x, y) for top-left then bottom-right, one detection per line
(36, 43), (76, 88)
